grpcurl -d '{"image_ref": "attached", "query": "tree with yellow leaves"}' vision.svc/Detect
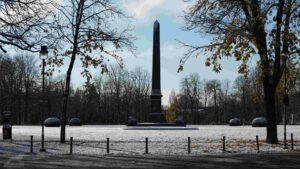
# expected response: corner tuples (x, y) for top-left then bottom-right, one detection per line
(180, 0), (300, 144)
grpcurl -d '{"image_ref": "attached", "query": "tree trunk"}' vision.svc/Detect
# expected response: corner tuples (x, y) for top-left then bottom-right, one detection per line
(24, 84), (29, 124)
(264, 83), (278, 144)
(117, 92), (120, 124)
(60, 0), (84, 143)
(214, 89), (218, 124)
(61, 49), (78, 142)
(18, 94), (21, 125)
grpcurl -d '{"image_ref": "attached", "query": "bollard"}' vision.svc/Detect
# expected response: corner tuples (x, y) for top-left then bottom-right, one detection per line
(107, 138), (109, 154)
(291, 133), (294, 150)
(70, 137), (73, 154)
(222, 136), (226, 152)
(145, 137), (148, 154)
(188, 137), (191, 154)
(30, 136), (33, 153)
(256, 135), (259, 152)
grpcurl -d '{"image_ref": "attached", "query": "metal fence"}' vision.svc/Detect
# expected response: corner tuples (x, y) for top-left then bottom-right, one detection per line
(1, 134), (298, 155)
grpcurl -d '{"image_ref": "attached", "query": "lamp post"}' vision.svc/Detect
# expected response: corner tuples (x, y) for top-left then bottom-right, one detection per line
(40, 46), (48, 152)
(283, 54), (289, 149)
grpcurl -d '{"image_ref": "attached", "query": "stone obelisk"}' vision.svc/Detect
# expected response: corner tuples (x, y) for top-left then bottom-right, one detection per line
(149, 20), (166, 123)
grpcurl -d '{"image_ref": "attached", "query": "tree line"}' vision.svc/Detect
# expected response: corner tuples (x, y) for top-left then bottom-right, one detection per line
(1, 53), (299, 126)
(168, 68), (300, 125)
(0, 54), (151, 125)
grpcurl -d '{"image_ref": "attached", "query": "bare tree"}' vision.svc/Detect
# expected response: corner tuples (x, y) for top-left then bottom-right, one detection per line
(180, 77), (190, 121)
(16, 55), (38, 123)
(122, 70), (134, 121)
(0, 0), (56, 52)
(107, 65), (125, 124)
(234, 76), (251, 123)
(189, 74), (202, 123)
(202, 78), (208, 108)
(220, 79), (230, 123)
(93, 75), (106, 121)
(205, 80), (221, 124)
(51, 0), (135, 142)
(130, 67), (151, 121)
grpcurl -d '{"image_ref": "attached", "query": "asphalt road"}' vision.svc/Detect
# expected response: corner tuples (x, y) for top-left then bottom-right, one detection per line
(0, 153), (300, 169)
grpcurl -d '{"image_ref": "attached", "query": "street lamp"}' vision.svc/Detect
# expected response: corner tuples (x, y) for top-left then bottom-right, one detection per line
(40, 45), (48, 152)
(283, 54), (289, 149)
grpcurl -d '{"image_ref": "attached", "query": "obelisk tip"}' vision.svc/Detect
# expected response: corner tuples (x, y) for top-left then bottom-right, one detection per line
(154, 20), (159, 29)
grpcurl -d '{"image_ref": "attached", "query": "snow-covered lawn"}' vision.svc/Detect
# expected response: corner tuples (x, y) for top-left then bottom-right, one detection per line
(0, 125), (299, 155)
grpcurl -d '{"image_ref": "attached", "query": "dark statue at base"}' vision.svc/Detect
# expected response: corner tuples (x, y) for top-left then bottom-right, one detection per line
(127, 20), (186, 127)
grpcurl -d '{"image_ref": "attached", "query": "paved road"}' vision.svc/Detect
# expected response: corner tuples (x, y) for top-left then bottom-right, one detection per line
(0, 153), (300, 169)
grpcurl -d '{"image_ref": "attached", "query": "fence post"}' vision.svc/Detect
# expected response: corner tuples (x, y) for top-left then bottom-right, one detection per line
(188, 137), (191, 154)
(145, 137), (148, 154)
(291, 133), (294, 150)
(30, 136), (33, 153)
(256, 135), (259, 152)
(222, 136), (226, 152)
(70, 137), (73, 154)
(107, 138), (109, 154)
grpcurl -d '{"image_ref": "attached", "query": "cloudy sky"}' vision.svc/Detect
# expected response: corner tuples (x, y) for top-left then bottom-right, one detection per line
(14, 0), (248, 106)
(118, 0), (243, 105)
(56, 0), (247, 105)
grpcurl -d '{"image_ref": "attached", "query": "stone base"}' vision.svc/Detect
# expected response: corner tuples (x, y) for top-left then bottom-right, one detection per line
(131, 123), (186, 127)
(149, 113), (166, 123)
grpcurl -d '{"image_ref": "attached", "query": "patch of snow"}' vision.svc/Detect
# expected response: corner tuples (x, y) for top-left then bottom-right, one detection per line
(0, 125), (299, 155)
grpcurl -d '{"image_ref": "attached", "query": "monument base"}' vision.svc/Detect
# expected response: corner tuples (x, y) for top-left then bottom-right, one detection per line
(126, 114), (187, 127)
(149, 113), (166, 123)
(131, 122), (186, 127)
(126, 113), (187, 127)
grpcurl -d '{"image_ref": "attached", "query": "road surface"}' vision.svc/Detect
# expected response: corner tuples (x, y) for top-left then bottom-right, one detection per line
(0, 153), (300, 169)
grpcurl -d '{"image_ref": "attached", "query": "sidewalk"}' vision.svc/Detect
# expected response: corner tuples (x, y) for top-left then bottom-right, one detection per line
(0, 153), (300, 169)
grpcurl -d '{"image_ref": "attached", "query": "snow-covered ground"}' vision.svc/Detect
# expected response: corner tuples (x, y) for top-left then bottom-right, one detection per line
(0, 125), (299, 155)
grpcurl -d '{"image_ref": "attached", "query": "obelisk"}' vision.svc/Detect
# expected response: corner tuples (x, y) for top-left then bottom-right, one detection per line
(149, 20), (166, 123)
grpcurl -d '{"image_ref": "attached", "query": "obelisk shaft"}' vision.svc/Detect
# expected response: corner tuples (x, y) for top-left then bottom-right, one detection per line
(152, 20), (161, 90)
(150, 20), (165, 123)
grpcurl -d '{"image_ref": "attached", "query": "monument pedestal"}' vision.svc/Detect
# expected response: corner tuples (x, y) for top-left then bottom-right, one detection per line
(149, 113), (166, 123)
(131, 122), (186, 127)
